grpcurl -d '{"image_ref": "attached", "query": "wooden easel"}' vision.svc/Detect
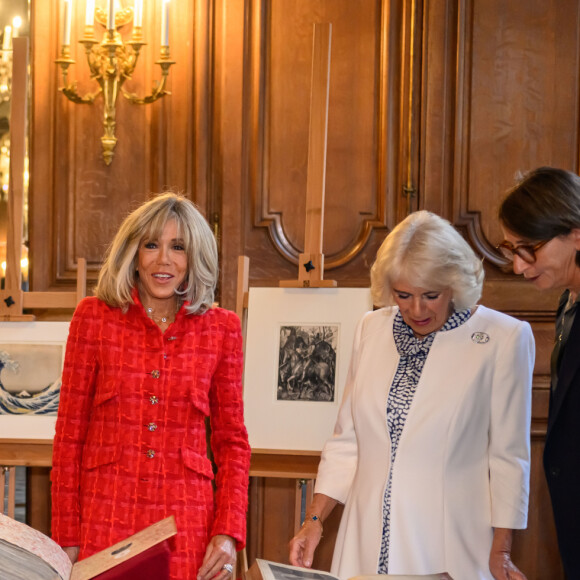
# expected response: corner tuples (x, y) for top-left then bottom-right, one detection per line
(0, 37), (87, 321)
(237, 22), (335, 321)
(280, 22), (336, 289)
(0, 37), (86, 529)
(236, 22), (335, 576)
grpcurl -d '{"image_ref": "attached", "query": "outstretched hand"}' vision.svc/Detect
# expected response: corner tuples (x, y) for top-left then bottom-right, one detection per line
(288, 520), (323, 569)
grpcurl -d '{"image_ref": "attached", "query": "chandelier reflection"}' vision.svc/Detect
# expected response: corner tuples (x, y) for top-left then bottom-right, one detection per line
(0, 25), (13, 104)
(55, 0), (175, 165)
(0, 58), (10, 105)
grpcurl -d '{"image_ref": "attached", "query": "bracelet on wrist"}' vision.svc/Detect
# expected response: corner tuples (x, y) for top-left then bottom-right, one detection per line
(302, 514), (323, 531)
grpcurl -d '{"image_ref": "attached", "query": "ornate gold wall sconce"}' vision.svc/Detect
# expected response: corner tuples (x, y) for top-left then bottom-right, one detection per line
(55, 0), (175, 165)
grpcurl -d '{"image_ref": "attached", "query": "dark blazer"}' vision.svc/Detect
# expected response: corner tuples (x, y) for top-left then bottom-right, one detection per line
(544, 291), (580, 580)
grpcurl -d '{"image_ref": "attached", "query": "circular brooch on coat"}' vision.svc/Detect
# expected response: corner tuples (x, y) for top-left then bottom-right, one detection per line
(471, 332), (490, 344)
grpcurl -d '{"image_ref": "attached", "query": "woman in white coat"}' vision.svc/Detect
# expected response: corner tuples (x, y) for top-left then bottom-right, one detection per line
(289, 211), (534, 580)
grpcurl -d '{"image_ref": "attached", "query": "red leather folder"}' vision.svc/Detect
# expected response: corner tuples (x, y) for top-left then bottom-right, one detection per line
(90, 539), (172, 580)
(71, 516), (177, 580)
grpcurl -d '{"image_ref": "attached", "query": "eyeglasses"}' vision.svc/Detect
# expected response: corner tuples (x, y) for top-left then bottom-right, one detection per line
(496, 239), (551, 264)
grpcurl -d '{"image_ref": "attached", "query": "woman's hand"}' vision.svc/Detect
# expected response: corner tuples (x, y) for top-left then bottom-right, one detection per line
(288, 518), (323, 569)
(63, 546), (79, 564)
(489, 552), (527, 580)
(288, 493), (338, 569)
(197, 535), (237, 580)
(489, 528), (527, 580)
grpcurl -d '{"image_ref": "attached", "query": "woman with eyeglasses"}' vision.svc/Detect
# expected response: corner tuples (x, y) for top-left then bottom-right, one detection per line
(289, 211), (534, 580)
(499, 167), (580, 580)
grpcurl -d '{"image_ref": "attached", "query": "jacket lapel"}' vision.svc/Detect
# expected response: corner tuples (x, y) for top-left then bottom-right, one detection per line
(548, 298), (580, 434)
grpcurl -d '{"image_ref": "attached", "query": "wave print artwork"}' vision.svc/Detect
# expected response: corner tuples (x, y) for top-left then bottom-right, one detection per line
(0, 347), (63, 416)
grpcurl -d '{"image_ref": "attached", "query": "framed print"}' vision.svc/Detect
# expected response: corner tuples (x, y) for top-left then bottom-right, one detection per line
(0, 322), (70, 439)
(243, 287), (372, 451)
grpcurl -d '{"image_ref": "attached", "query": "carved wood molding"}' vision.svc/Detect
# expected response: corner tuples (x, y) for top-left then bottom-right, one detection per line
(450, 0), (505, 266)
(448, 0), (580, 271)
(420, 0), (512, 267)
(243, 0), (396, 269)
(419, 0), (575, 318)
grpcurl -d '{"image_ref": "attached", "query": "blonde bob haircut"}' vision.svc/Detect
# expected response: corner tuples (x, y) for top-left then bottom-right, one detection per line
(95, 192), (218, 314)
(370, 211), (484, 310)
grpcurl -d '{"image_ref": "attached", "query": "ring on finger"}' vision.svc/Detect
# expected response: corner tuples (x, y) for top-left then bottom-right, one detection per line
(222, 564), (234, 574)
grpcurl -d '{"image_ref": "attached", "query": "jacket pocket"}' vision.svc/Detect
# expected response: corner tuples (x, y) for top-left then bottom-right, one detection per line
(93, 379), (119, 407)
(83, 379), (121, 469)
(81, 444), (121, 469)
(189, 388), (210, 417)
(181, 446), (214, 480)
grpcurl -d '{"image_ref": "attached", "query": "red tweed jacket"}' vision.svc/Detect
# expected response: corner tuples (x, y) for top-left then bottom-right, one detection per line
(51, 295), (250, 580)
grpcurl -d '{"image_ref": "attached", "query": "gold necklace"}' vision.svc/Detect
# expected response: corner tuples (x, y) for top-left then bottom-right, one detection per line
(145, 306), (176, 325)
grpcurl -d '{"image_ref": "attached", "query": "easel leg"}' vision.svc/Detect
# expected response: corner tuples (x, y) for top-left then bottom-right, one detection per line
(1, 466), (16, 518)
(236, 547), (249, 580)
(26, 467), (51, 535)
(294, 479), (315, 534)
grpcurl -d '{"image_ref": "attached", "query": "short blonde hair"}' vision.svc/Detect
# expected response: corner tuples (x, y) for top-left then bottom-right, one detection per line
(370, 211), (484, 309)
(95, 192), (218, 314)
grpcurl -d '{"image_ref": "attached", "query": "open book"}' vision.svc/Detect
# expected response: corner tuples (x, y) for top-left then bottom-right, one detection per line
(247, 559), (453, 580)
(0, 514), (177, 580)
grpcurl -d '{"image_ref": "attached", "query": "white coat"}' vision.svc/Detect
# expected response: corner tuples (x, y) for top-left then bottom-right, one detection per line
(314, 306), (534, 580)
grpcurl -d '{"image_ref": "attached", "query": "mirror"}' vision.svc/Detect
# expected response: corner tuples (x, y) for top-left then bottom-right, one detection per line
(0, 0), (29, 290)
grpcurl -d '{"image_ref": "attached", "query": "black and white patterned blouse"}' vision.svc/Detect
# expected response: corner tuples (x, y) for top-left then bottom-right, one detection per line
(377, 308), (472, 573)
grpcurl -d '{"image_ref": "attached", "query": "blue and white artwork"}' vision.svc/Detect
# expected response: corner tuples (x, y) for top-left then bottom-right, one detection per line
(0, 322), (69, 436)
(0, 346), (63, 415)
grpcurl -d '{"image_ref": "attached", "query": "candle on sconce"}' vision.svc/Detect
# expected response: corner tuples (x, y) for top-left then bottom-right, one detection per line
(107, 0), (115, 31)
(62, 0), (72, 46)
(85, 0), (95, 27)
(134, 0), (143, 28)
(2, 26), (11, 51)
(160, 0), (170, 47)
(21, 257), (29, 290)
(2, 25), (11, 62)
(12, 17), (22, 37)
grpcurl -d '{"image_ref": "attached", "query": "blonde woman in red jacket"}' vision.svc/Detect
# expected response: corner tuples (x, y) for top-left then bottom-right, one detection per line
(51, 193), (250, 580)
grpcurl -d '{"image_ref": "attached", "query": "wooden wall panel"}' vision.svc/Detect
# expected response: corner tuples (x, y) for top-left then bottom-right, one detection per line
(265, 1), (380, 260)
(248, 478), (296, 565)
(422, 0), (580, 312)
(29, 0), (211, 293)
(231, 0), (404, 294)
(468, 0), (580, 248)
(213, 0), (245, 307)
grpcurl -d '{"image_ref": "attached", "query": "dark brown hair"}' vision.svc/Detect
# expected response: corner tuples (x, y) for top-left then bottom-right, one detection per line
(499, 167), (580, 266)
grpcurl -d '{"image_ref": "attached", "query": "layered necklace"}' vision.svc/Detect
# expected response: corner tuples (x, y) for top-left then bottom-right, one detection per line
(144, 303), (178, 327)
